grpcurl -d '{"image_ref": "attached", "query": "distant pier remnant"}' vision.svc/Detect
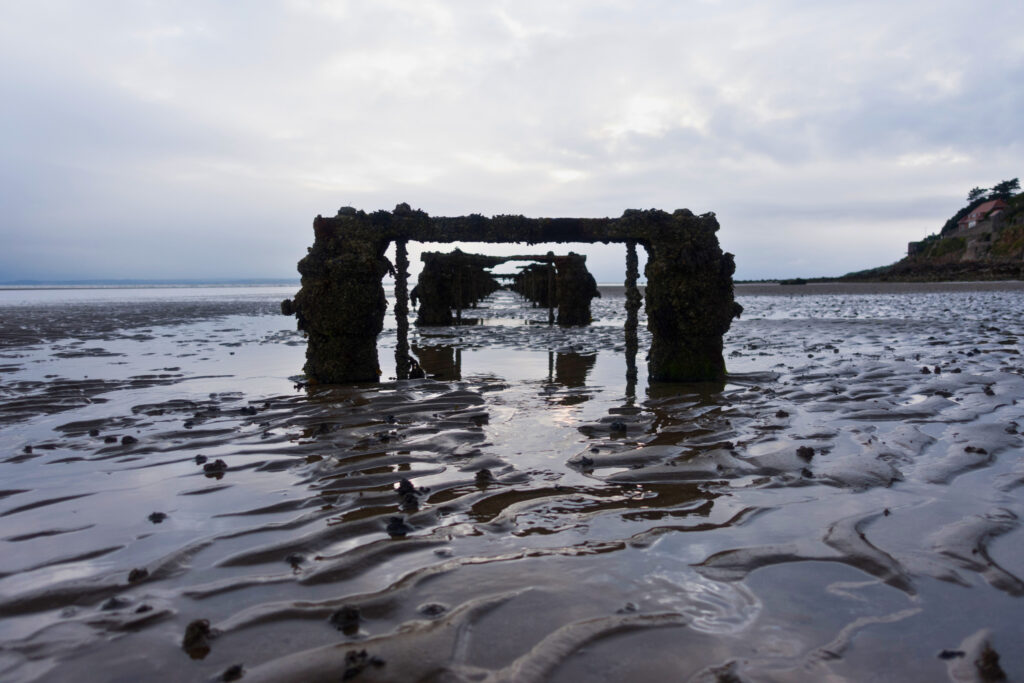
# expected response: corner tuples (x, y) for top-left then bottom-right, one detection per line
(553, 252), (600, 326)
(509, 263), (555, 308)
(412, 250), (504, 325)
(412, 250), (600, 327)
(283, 204), (741, 384)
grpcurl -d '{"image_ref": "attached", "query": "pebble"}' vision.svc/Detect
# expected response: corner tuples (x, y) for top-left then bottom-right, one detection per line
(100, 596), (132, 611)
(128, 567), (149, 583)
(418, 603), (448, 617)
(385, 516), (413, 537)
(342, 650), (385, 679)
(221, 664), (244, 681)
(182, 618), (213, 654)
(328, 605), (361, 632)
(203, 459), (228, 473)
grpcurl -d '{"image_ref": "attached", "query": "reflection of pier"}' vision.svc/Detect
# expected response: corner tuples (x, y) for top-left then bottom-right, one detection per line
(551, 351), (597, 388)
(412, 344), (462, 381)
(283, 204), (741, 383)
(410, 345), (598, 391)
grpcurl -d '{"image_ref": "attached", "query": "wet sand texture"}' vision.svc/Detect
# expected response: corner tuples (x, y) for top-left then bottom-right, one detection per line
(0, 283), (1022, 681)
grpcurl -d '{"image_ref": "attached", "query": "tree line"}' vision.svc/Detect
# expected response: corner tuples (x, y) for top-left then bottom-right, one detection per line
(966, 178), (1020, 203)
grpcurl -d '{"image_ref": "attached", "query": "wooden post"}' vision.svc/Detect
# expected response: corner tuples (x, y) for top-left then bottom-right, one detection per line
(394, 239), (410, 380)
(546, 253), (555, 326)
(624, 240), (641, 396)
(455, 265), (463, 324)
(644, 214), (741, 382)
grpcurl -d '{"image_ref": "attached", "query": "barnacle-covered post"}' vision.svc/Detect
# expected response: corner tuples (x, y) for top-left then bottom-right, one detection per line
(554, 253), (600, 326)
(510, 263), (553, 307)
(414, 250), (504, 326)
(546, 255), (556, 325)
(286, 204), (740, 384)
(289, 207), (390, 383)
(624, 240), (641, 393)
(635, 209), (743, 382)
(414, 253), (455, 325)
(394, 239), (410, 380)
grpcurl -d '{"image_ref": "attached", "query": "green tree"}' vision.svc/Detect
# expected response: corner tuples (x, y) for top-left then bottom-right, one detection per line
(966, 186), (988, 202)
(990, 178), (1020, 198)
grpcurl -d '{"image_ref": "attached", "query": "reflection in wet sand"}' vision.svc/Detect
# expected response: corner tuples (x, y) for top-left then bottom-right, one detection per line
(553, 351), (596, 388)
(0, 283), (1022, 681)
(412, 343), (462, 381)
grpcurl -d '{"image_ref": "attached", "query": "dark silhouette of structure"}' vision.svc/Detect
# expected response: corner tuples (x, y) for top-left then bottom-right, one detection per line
(283, 203), (741, 383)
(412, 249), (600, 326)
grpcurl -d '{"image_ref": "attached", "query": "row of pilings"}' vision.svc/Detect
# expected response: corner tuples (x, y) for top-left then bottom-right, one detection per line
(283, 204), (741, 384)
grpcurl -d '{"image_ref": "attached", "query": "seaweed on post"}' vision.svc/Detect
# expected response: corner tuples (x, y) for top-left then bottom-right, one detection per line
(284, 204), (741, 384)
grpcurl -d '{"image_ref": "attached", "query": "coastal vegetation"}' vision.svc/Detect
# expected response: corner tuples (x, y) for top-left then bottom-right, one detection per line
(842, 178), (1023, 282)
(940, 178), (1021, 236)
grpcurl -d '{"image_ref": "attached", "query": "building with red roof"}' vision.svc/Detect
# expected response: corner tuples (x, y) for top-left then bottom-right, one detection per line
(957, 199), (1008, 231)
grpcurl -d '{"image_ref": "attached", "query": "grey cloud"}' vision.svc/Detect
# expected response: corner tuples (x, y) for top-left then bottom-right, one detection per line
(1, 0), (1022, 282)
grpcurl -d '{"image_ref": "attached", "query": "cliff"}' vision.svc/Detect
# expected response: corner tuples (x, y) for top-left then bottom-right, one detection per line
(842, 191), (1024, 281)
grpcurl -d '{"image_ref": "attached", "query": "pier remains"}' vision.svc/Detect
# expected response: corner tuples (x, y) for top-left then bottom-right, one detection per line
(283, 204), (742, 383)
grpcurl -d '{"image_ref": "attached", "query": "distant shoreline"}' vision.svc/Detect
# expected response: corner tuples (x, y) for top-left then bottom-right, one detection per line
(733, 280), (1024, 295)
(0, 279), (300, 290)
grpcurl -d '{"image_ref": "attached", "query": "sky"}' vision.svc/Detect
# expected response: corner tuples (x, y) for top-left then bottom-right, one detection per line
(1, 0), (1022, 283)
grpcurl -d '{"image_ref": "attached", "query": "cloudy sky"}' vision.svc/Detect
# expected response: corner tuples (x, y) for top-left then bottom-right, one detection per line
(1, 0), (1021, 282)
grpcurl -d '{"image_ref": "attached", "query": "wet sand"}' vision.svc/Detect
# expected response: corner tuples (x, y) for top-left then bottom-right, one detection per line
(0, 284), (1022, 681)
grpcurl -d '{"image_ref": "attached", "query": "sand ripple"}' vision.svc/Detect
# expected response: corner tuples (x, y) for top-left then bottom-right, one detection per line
(0, 284), (1022, 680)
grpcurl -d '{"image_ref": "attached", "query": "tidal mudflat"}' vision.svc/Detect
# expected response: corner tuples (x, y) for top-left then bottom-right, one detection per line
(0, 282), (1022, 681)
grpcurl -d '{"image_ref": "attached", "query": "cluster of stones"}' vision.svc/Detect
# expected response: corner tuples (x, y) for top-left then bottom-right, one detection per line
(283, 204), (741, 384)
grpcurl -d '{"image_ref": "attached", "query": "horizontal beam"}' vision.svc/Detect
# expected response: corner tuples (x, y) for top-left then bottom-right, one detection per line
(313, 205), (718, 245)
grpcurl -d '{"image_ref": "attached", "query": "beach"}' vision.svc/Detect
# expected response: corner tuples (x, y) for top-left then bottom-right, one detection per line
(0, 282), (1022, 681)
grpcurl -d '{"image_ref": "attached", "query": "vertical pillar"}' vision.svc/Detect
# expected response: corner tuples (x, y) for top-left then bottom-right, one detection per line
(624, 240), (641, 396)
(455, 265), (463, 324)
(555, 253), (599, 326)
(415, 255), (455, 325)
(643, 211), (742, 382)
(547, 253), (556, 325)
(394, 239), (410, 380)
(292, 217), (389, 383)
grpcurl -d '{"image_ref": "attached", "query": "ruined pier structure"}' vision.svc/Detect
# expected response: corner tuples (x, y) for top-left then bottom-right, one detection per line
(414, 250), (599, 326)
(284, 203), (742, 384)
